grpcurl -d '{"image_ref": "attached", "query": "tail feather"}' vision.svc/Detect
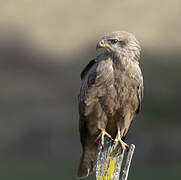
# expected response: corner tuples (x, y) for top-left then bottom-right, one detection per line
(77, 148), (96, 179)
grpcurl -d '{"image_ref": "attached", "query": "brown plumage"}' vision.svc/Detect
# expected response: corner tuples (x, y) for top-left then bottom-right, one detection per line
(77, 31), (144, 178)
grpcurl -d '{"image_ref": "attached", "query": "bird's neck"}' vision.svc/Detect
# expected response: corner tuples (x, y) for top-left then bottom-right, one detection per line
(111, 52), (130, 70)
(110, 50), (139, 71)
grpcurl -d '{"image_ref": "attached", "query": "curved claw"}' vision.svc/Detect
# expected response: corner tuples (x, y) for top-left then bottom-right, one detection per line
(95, 129), (113, 147)
(113, 128), (129, 151)
(113, 138), (129, 152)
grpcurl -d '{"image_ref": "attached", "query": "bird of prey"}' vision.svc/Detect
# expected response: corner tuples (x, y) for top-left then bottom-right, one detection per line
(77, 31), (143, 178)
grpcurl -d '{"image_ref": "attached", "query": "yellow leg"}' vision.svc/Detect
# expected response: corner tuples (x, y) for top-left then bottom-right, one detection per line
(113, 128), (129, 151)
(95, 129), (113, 147)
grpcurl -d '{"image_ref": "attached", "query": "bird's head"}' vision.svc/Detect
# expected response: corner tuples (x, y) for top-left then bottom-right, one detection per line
(96, 31), (141, 61)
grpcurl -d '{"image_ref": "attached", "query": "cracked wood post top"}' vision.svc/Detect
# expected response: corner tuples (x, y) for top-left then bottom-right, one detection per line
(96, 139), (135, 180)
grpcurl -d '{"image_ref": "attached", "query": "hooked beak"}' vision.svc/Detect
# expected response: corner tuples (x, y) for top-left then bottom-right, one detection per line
(96, 39), (110, 51)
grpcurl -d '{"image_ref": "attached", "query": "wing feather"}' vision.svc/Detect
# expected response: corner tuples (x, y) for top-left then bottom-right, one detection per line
(80, 59), (97, 80)
(136, 82), (144, 113)
(78, 56), (114, 145)
(134, 63), (144, 113)
(79, 57), (113, 104)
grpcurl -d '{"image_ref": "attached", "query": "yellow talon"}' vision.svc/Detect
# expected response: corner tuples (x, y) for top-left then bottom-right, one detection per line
(113, 128), (129, 151)
(95, 129), (113, 147)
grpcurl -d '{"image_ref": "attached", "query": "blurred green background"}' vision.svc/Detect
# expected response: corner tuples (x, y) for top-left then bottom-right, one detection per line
(0, 0), (181, 179)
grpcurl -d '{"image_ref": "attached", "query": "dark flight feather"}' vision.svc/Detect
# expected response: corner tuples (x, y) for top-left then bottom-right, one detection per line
(80, 59), (97, 80)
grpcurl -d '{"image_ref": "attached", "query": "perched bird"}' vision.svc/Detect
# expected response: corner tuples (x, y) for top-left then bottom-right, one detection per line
(77, 31), (143, 178)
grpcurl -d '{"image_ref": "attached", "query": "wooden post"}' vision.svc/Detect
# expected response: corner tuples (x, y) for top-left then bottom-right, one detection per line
(96, 139), (135, 180)
(121, 144), (135, 180)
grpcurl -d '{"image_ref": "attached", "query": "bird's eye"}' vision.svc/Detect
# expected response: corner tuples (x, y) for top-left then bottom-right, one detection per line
(110, 39), (118, 44)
